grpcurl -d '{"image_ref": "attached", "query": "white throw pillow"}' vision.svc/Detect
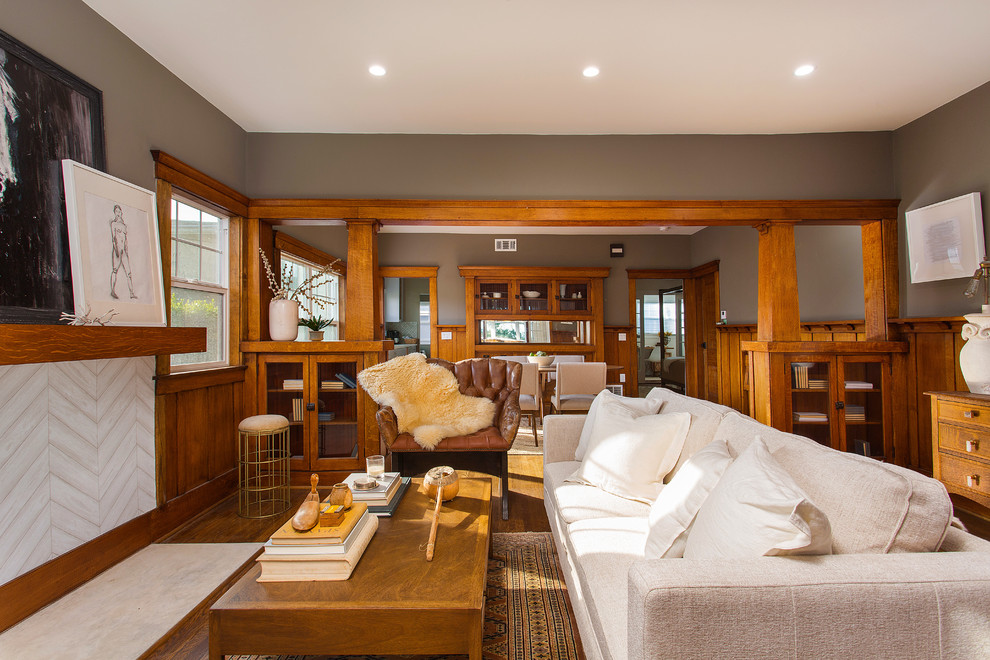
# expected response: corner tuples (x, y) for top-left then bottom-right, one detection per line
(574, 389), (663, 461)
(566, 399), (690, 503)
(644, 437), (734, 559)
(683, 437), (833, 559)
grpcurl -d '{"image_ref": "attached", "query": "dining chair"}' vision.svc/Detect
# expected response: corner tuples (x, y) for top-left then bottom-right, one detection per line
(551, 362), (606, 414)
(518, 362), (542, 438)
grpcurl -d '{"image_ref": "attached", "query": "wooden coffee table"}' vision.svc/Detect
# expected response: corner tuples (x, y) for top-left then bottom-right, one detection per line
(209, 477), (492, 659)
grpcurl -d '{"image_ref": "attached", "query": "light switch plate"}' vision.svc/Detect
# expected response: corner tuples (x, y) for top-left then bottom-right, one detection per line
(618, 333), (626, 341)
(441, 331), (452, 340)
(619, 373), (625, 382)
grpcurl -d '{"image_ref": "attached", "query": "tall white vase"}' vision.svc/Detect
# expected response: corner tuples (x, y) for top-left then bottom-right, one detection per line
(269, 299), (299, 341)
(960, 307), (990, 394)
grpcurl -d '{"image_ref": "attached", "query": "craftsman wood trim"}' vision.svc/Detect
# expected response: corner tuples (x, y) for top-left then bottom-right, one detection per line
(154, 365), (247, 395)
(380, 266), (439, 278)
(240, 340), (394, 353)
(0, 471), (236, 634)
(740, 340), (908, 353)
(0, 326), (206, 366)
(457, 266), (611, 278)
(248, 198), (901, 225)
(275, 231), (348, 276)
(379, 266), (440, 354)
(152, 150), (249, 217)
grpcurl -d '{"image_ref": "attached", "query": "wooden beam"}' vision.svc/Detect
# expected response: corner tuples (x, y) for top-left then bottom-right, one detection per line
(152, 150), (249, 217)
(756, 222), (801, 342)
(345, 219), (380, 340)
(862, 220), (888, 341)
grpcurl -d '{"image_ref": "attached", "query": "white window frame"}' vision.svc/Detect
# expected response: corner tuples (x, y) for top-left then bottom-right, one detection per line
(280, 251), (341, 340)
(170, 194), (230, 372)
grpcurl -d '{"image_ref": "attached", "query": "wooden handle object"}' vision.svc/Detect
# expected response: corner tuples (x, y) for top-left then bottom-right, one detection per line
(291, 473), (321, 531)
(426, 492), (444, 561)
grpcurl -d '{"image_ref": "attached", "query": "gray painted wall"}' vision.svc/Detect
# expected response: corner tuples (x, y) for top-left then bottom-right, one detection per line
(246, 132), (894, 200)
(894, 80), (990, 318)
(1, 0), (246, 191)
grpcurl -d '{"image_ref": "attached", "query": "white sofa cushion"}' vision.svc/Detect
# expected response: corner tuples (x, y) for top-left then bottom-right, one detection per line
(683, 438), (833, 559)
(544, 461), (651, 523)
(646, 387), (734, 481)
(575, 389), (663, 461)
(565, 516), (649, 660)
(567, 400), (690, 503)
(713, 411), (951, 554)
(644, 437), (734, 558)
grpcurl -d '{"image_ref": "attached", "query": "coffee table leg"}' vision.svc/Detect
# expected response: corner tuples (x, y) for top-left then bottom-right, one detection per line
(468, 609), (484, 660)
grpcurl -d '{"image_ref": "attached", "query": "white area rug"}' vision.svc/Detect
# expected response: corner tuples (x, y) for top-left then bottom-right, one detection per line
(509, 426), (543, 455)
(0, 542), (261, 660)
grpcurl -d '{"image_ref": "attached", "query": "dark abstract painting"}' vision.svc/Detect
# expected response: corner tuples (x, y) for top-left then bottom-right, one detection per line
(0, 28), (105, 323)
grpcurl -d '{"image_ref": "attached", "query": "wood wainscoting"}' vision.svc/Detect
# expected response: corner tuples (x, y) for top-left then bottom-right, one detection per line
(604, 326), (637, 396)
(716, 317), (967, 475)
(434, 325), (469, 362)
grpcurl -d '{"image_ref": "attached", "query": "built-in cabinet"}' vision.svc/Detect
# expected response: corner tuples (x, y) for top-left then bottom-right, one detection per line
(461, 267), (608, 360)
(743, 341), (906, 463)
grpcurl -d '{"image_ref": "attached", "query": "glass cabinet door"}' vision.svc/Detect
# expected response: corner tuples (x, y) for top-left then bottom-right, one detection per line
(838, 358), (885, 459)
(312, 357), (362, 470)
(789, 360), (831, 447)
(260, 357), (308, 466)
(478, 280), (511, 313)
(517, 280), (550, 313)
(556, 280), (590, 314)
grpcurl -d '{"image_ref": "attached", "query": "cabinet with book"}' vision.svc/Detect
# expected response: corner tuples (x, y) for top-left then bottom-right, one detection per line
(784, 353), (892, 460)
(257, 354), (365, 474)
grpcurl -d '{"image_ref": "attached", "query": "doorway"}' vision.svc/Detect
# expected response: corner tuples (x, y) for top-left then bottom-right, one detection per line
(380, 266), (438, 359)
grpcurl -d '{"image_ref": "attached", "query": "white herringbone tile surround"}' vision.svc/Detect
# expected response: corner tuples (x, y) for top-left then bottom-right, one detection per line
(0, 357), (156, 585)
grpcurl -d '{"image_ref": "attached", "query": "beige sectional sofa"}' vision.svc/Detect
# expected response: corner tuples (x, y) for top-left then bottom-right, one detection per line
(543, 387), (990, 660)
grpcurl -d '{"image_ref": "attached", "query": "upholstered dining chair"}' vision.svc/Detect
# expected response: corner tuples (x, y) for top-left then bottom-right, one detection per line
(518, 361), (541, 437)
(551, 361), (606, 414)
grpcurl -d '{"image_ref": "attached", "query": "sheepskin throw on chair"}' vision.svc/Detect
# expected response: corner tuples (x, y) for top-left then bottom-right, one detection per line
(358, 352), (496, 450)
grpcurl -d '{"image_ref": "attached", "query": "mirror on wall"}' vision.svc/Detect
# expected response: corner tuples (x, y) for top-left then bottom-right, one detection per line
(384, 277), (431, 358)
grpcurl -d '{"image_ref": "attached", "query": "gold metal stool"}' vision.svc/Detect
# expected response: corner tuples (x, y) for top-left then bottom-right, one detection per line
(238, 414), (291, 518)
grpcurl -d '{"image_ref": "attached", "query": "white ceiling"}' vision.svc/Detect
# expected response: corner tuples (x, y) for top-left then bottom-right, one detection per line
(82, 0), (990, 135)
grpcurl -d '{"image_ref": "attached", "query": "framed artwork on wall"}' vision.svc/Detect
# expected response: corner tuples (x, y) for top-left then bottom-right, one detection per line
(62, 160), (166, 326)
(0, 28), (106, 323)
(906, 192), (985, 284)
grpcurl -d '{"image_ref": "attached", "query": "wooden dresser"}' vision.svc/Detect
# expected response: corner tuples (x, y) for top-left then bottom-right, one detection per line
(929, 391), (990, 509)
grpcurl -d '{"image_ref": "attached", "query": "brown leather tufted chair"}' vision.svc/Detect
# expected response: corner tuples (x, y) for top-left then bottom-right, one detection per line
(375, 357), (522, 519)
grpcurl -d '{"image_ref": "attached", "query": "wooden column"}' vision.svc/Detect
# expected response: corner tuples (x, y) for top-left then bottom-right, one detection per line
(245, 219), (274, 341)
(861, 217), (899, 341)
(756, 222), (801, 341)
(345, 219), (380, 341)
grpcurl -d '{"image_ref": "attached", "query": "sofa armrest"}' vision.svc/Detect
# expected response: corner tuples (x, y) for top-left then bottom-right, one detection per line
(627, 552), (990, 659)
(542, 414), (586, 463)
(376, 405), (398, 448)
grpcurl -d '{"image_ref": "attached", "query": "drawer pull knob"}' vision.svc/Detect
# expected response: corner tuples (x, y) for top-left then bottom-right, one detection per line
(966, 440), (980, 453)
(964, 410), (979, 419)
(967, 475), (981, 488)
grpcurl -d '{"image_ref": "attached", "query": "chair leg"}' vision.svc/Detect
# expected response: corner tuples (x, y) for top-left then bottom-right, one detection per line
(500, 451), (509, 520)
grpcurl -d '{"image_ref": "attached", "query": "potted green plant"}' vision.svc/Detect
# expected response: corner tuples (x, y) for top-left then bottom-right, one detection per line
(299, 316), (333, 341)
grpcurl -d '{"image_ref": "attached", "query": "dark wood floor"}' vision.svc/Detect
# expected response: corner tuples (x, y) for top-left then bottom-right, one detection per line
(142, 453), (549, 659)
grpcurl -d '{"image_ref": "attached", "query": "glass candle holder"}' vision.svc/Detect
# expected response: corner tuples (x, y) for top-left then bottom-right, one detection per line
(366, 454), (385, 479)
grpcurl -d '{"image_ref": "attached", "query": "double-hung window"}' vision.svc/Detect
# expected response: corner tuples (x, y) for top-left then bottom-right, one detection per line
(280, 252), (341, 339)
(170, 195), (229, 370)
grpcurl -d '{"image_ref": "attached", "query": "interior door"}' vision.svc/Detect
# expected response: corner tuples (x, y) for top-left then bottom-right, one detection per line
(683, 263), (720, 402)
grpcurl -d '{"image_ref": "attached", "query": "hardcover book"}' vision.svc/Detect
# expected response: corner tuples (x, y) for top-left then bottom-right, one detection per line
(257, 514), (379, 582)
(270, 502), (369, 545)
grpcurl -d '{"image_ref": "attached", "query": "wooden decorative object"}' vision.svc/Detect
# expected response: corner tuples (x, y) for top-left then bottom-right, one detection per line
(290, 474), (321, 531)
(422, 466), (460, 561)
(328, 483), (353, 510)
(318, 504), (345, 527)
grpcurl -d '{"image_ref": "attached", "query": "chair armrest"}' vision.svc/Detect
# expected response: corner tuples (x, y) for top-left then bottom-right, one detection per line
(376, 405), (398, 448)
(498, 389), (521, 445)
(627, 552), (990, 659)
(542, 414), (586, 463)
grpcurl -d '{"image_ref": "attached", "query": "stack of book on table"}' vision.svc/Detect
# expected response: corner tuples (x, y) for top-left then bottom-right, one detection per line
(342, 471), (410, 517)
(257, 501), (377, 582)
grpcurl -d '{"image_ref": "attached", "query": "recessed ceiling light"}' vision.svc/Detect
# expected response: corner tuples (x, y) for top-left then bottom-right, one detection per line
(794, 64), (815, 77)
(369, 64), (387, 77)
(583, 66), (600, 78)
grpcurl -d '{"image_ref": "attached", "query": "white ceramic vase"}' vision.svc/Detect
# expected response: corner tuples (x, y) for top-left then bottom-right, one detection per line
(269, 299), (299, 341)
(960, 308), (990, 394)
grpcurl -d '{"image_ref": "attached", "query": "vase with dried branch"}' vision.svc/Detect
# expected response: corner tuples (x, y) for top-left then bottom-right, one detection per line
(260, 249), (342, 341)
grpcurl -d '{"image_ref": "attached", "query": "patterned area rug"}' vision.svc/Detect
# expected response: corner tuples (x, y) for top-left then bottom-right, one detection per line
(229, 532), (581, 660)
(508, 426), (543, 455)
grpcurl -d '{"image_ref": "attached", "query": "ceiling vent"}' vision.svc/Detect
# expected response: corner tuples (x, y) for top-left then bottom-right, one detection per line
(495, 238), (517, 252)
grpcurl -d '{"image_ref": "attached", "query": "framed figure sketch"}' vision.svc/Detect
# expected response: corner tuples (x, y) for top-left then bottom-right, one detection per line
(62, 160), (166, 326)
(0, 28), (106, 323)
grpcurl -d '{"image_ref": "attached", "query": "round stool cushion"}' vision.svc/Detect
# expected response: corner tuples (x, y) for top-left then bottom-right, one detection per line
(239, 414), (290, 433)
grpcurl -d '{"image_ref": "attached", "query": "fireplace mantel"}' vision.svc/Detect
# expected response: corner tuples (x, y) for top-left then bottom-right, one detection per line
(0, 325), (206, 365)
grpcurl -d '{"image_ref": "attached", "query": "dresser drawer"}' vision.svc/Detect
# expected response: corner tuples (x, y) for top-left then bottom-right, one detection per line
(938, 453), (990, 497)
(937, 423), (990, 460)
(937, 401), (990, 429)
